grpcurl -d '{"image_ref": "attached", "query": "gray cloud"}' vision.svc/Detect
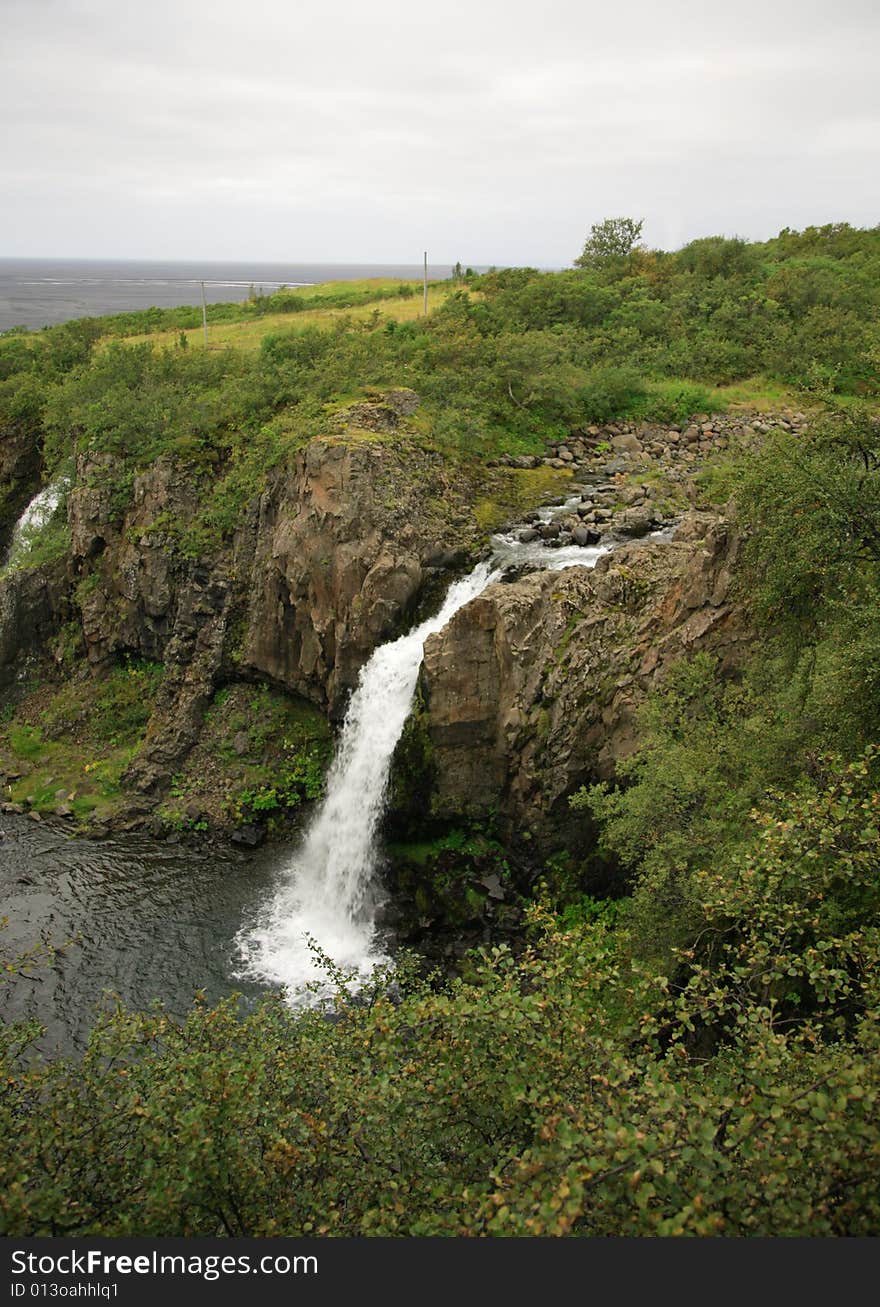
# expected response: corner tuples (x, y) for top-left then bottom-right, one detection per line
(3, 0), (878, 263)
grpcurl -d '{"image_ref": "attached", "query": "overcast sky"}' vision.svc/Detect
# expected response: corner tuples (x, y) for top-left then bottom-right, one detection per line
(3, 0), (878, 265)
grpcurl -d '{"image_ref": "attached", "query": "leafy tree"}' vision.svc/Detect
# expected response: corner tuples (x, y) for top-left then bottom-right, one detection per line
(575, 216), (645, 266)
(677, 235), (756, 280)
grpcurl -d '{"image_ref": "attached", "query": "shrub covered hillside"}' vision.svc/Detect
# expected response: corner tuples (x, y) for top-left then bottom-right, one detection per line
(1, 222), (878, 530)
(2, 223), (880, 1236)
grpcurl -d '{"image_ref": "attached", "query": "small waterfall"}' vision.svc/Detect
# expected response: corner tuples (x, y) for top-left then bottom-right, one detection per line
(236, 529), (613, 1001)
(3, 475), (70, 569)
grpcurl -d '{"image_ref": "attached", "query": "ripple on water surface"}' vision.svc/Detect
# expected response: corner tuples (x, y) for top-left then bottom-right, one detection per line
(0, 816), (294, 1055)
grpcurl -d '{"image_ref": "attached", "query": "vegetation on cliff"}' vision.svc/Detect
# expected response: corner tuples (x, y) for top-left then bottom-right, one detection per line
(574, 402), (880, 960)
(1, 221), (878, 590)
(2, 223), (880, 1235)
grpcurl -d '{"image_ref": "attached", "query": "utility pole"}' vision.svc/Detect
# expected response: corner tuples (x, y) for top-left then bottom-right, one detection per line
(423, 251), (428, 317)
(200, 280), (209, 347)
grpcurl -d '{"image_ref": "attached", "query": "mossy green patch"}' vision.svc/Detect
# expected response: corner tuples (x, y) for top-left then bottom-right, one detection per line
(474, 465), (573, 531)
(155, 682), (332, 833)
(0, 657), (164, 823)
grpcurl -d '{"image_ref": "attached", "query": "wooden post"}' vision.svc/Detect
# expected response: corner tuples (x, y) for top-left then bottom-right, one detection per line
(423, 251), (428, 316)
(200, 280), (209, 346)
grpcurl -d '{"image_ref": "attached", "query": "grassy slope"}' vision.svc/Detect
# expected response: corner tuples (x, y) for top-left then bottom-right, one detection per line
(0, 667), (331, 833)
(98, 277), (806, 416)
(111, 280), (459, 352)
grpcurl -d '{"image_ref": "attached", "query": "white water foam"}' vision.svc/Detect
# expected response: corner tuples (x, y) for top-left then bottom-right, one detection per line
(489, 531), (611, 574)
(236, 524), (619, 1003)
(237, 560), (501, 998)
(3, 475), (70, 568)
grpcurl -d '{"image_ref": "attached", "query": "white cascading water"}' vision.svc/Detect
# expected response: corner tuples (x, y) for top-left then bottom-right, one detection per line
(3, 475), (70, 568)
(236, 527), (612, 1002)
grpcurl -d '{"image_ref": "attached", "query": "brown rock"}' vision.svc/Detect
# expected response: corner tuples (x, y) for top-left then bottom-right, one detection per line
(421, 511), (751, 839)
(0, 556), (72, 689)
(611, 433), (643, 455)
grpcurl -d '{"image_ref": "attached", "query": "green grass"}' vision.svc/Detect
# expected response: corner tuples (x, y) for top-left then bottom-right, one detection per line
(4, 732), (138, 821)
(6, 725), (44, 760)
(278, 277), (422, 302)
(107, 280), (459, 355)
(701, 376), (807, 412)
(0, 659), (164, 823)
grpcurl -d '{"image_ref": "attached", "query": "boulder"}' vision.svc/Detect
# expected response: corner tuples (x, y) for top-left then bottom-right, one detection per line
(611, 433), (643, 455)
(616, 508), (654, 537)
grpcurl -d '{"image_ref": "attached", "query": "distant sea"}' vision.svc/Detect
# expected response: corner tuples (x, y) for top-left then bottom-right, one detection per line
(0, 258), (470, 333)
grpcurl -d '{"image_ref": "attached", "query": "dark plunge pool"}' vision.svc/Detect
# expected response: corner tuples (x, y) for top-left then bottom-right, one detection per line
(0, 813), (294, 1056)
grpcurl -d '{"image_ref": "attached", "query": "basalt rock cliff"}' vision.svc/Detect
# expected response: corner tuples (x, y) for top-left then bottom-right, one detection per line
(0, 423), (42, 551)
(420, 511), (751, 841)
(1, 393), (492, 802)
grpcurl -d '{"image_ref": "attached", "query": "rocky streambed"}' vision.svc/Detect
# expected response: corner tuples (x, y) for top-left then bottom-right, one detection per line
(491, 409), (809, 476)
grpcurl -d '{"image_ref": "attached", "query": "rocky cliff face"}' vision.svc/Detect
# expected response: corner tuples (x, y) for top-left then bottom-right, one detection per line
(0, 557), (71, 690)
(1, 387), (763, 832)
(421, 512), (751, 838)
(58, 393), (491, 795)
(0, 424), (42, 552)
(238, 427), (481, 714)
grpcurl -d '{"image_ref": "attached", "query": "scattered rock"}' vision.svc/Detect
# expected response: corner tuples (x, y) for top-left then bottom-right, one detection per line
(477, 873), (506, 900)
(230, 822), (268, 848)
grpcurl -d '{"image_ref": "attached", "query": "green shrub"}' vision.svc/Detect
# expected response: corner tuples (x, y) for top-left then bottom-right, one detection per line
(641, 382), (713, 425)
(576, 366), (648, 423)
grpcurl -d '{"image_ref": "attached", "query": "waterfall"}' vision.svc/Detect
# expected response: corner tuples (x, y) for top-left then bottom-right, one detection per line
(236, 530), (612, 1001)
(3, 475), (70, 568)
